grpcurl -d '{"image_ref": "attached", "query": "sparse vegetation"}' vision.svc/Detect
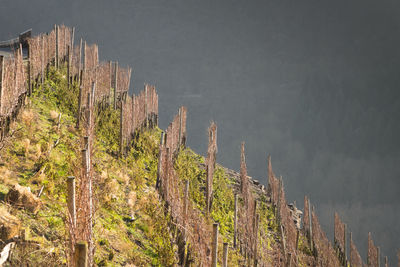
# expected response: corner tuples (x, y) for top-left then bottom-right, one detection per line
(0, 66), (176, 266)
(0, 63), (310, 267)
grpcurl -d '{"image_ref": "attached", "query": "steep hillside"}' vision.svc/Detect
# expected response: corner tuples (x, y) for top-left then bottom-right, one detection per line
(2, 25), (393, 267)
(0, 67), (177, 266)
(0, 65), (315, 266)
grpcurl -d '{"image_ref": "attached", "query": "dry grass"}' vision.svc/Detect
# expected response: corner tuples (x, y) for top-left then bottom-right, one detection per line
(120, 172), (130, 186)
(127, 191), (137, 210)
(49, 110), (59, 123)
(102, 178), (120, 204)
(22, 138), (30, 156)
(30, 168), (46, 185)
(21, 109), (35, 127)
(33, 143), (42, 161)
(0, 166), (15, 186)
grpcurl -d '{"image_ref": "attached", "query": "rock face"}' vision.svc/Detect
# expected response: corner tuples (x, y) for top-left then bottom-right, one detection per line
(288, 203), (303, 230)
(218, 164), (304, 230)
(5, 184), (41, 214)
(0, 206), (20, 241)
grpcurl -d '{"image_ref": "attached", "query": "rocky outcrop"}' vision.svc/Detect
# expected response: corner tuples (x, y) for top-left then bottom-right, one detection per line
(219, 164), (303, 229)
(5, 184), (41, 214)
(288, 203), (303, 229)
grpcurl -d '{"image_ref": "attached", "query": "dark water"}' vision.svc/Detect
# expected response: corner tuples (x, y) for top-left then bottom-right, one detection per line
(0, 48), (13, 58)
(1, 0), (399, 264)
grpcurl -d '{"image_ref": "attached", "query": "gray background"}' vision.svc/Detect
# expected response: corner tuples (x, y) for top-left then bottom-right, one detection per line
(1, 0), (399, 264)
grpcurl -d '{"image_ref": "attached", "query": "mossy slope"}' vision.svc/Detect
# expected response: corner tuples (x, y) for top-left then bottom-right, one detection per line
(0, 67), (176, 266)
(0, 66), (314, 266)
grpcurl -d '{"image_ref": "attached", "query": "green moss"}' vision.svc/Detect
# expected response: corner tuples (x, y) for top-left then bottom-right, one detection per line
(258, 199), (278, 235)
(298, 233), (313, 256)
(125, 128), (161, 186)
(95, 105), (120, 154)
(175, 148), (206, 211)
(210, 167), (234, 239)
(32, 65), (79, 117)
(0, 65), (180, 266)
